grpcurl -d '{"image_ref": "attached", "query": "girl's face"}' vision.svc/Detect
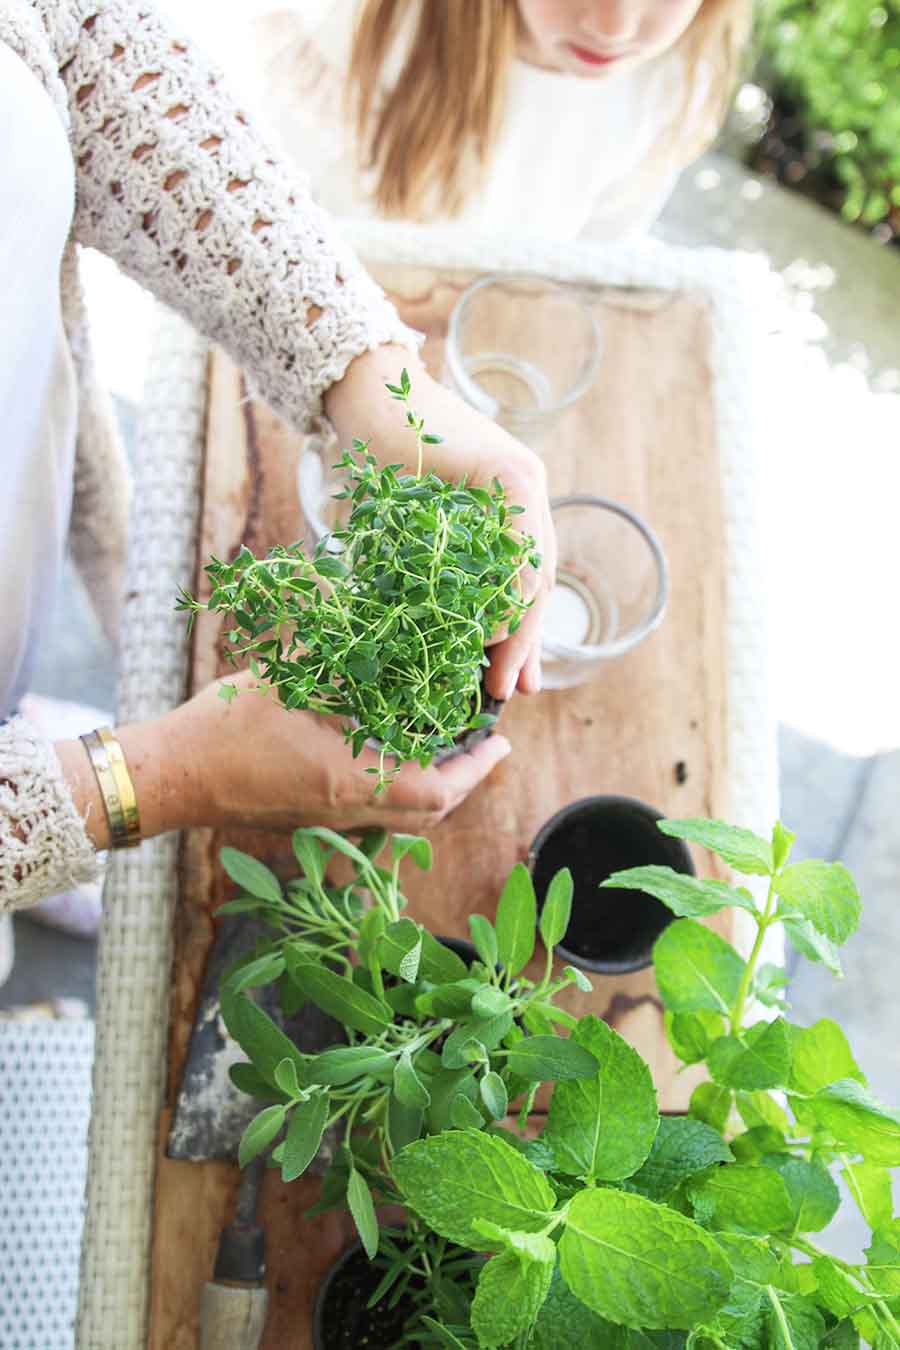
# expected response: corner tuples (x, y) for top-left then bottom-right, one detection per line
(516, 0), (704, 76)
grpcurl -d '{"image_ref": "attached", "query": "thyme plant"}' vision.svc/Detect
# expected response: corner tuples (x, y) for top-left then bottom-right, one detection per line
(177, 371), (538, 790)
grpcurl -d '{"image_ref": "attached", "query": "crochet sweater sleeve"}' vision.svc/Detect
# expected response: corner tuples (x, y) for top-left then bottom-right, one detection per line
(40, 0), (418, 430)
(0, 719), (98, 912)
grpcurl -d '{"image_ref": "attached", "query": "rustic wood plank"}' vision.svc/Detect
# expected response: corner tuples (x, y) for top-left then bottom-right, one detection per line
(149, 266), (729, 1349)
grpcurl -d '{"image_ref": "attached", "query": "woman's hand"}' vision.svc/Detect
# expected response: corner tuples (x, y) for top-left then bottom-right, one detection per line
(325, 346), (556, 701)
(60, 671), (512, 849)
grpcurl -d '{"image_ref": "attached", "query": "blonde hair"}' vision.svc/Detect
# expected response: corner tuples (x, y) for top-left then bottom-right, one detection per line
(347, 0), (752, 221)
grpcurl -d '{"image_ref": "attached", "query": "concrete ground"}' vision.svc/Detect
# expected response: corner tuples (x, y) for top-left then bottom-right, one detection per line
(3, 151), (898, 1272)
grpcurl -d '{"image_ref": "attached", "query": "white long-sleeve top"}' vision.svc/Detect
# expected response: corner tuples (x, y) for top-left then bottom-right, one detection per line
(247, 2), (696, 241)
(0, 0), (417, 911)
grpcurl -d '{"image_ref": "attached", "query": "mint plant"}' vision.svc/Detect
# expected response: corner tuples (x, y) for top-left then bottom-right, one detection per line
(177, 371), (538, 790)
(217, 819), (900, 1348)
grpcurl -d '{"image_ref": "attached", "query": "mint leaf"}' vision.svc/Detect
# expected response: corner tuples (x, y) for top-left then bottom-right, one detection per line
(787, 1018), (865, 1095)
(471, 1247), (555, 1348)
(771, 822), (796, 872)
(559, 1187), (732, 1329)
(811, 1257), (871, 1318)
(347, 1167), (378, 1258)
(281, 1091), (330, 1181)
(715, 1231), (781, 1286)
(804, 1079), (900, 1166)
(782, 916), (844, 977)
(735, 1090), (790, 1133)
(392, 1130), (556, 1247)
(238, 1103), (285, 1167)
(390, 832), (432, 870)
(766, 1289), (825, 1350)
(544, 1015), (659, 1181)
(285, 957), (391, 1037)
(307, 1046), (393, 1086)
(767, 1156), (840, 1234)
(469, 914), (498, 968)
(539, 867), (574, 950)
(220, 847), (283, 904)
(707, 1018), (792, 1091)
(658, 818), (774, 875)
(842, 1161), (894, 1230)
(752, 963), (790, 1009)
(603, 867), (757, 918)
(690, 1082), (733, 1133)
(687, 1163), (793, 1234)
(774, 861), (861, 945)
(653, 919), (746, 1015)
(864, 1221), (900, 1296)
(504, 1035), (598, 1083)
(628, 1116), (733, 1202)
(665, 1010), (726, 1065)
(528, 1269), (618, 1349)
(495, 863), (537, 976)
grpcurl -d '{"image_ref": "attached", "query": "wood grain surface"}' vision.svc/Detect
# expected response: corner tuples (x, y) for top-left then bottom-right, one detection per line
(149, 266), (729, 1349)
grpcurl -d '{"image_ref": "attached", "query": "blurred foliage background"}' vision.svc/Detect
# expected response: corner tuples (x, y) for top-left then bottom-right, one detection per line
(743, 0), (900, 242)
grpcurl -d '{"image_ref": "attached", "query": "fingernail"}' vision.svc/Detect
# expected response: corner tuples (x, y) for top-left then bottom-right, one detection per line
(501, 674), (517, 702)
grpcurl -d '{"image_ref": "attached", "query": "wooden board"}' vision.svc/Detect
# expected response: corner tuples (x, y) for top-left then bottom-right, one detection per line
(149, 266), (729, 1349)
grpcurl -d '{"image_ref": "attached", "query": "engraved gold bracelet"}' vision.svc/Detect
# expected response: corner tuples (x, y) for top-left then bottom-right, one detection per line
(80, 728), (142, 850)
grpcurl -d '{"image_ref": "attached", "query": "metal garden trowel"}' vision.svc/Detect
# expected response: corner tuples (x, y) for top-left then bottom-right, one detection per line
(167, 914), (340, 1349)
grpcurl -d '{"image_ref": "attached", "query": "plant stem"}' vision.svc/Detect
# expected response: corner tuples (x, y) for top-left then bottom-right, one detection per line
(730, 876), (778, 1034)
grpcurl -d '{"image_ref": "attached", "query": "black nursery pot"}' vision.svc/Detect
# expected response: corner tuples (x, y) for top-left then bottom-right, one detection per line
(528, 795), (695, 975)
(437, 935), (478, 966)
(313, 1241), (422, 1350)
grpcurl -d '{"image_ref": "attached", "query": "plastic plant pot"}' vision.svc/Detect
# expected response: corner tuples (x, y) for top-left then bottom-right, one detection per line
(313, 1240), (422, 1350)
(528, 795), (695, 974)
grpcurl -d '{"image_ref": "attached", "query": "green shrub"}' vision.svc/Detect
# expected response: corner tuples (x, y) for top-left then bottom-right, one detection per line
(760, 0), (900, 226)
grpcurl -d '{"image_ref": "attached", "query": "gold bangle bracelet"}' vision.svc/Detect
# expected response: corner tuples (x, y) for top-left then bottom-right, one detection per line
(80, 728), (142, 850)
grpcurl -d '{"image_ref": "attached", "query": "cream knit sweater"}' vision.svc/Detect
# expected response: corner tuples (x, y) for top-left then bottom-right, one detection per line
(0, 0), (416, 911)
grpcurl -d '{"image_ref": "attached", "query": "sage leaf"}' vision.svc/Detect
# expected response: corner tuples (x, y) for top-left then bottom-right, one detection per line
(356, 907), (387, 967)
(281, 1091), (330, 1181)
(804, 1078), (900, 1166)
(628, 1116), (733, 1202)
(238, 1103), (285, 1168)
(449, 1093), (485, 1130)
(471, 986), (512, 1019)
(539, 867), (574, 950)
(307, 1046), (393, 1086)
(788, 1018), (865, 1095)
(469, 914), (498, 968)
(480, 1072), (508, 1121)
(774, 860), (861, 945)
(229, 1062), (287, 1103)
(224, 951), (285, 996)
(687, 1163), (793, 1234)
(559, 1187), (732, 1330)
(505, 1034), (598, 1083)
(394, 1049), (431, 1109)
(388, 1094), (423, 1153)
(658, 818), (774, 875)
(220, 991), (307, 1088)
(379, 919), (468, 984)
(291, 830), (325, 887)
(305, 826), (374, 873)
(544, 1014), (659, 1180)
(603, 867), (757, 917)
(285, 957), (391, 1037)
(495, 863), (537, 976)
(653, 919), (746, 1015)
(273, 1056), (301, 1098)
(842, 1161), (894, 1230)
(390, 832), (432, 870)
(347, 1167), (379, 1258)
(471, 1248), (555, 1348)
(426, 1068), (477, 1134)
(220, 847), (283, 905)
(391, 1130), (556, 1247)
(767, 1156), (840, 1234)
(765, 1289), (825, 1350)
(564, 965), (594, 993)
(707, 1017), (792, 1091)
